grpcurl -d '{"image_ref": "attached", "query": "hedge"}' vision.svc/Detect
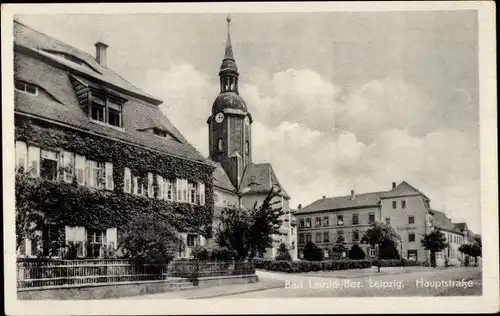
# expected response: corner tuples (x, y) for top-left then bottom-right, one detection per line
(253, 259), (373, 273)
(374, 259), (424, 267)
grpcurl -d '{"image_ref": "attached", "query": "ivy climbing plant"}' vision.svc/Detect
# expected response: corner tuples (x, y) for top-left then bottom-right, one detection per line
(14, 115), (215, 239)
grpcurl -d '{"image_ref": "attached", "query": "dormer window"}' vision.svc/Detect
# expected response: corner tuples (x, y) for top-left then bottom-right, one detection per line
(15, 80), (38, 95)
(154, 129), (167, 137)
(89, 91), (123, 128)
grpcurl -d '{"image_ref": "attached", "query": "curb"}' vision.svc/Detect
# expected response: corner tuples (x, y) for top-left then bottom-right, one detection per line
(187, 284), (284, 299)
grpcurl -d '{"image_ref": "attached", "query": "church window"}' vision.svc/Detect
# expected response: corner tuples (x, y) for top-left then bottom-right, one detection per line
(217, 138), (224, 152)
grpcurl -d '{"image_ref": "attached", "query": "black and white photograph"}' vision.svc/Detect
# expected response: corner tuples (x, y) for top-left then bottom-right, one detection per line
(2, 2), (498, 315)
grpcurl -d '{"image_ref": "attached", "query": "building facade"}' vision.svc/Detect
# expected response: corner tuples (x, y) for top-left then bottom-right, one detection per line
(296, 181), (476, 266)
(206, 17), (296, 260)
(14, 20), (214, 259)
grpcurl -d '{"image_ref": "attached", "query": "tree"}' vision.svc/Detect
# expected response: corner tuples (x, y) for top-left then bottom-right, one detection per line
(379, 239), (400, 259)
(191, 245), (210, 260)
(215, 188), (284, 261)
(275, 242), (292, 261)
(118, 212), (180, 264)
(420, 229), (448, 268)
(303, 241), (324, 261)
(347, 243), (366, 260)
(332, 234), (348, 259)
(360, 221), (401, 272)
(459, 243), (482, 267)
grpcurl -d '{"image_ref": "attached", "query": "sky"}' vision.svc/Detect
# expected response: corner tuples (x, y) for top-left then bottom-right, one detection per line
(16, 11), (481, 233)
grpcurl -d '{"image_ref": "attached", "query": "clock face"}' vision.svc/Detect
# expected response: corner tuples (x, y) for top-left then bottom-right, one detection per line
(244, 116), (250, 126)
(215, 112), (225, 123)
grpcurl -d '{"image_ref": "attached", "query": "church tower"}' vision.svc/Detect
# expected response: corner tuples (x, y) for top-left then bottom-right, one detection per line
(208, 15), (253, 189)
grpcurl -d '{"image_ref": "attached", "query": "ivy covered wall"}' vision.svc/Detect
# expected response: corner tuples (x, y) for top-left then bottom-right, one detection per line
(15, 114), (215, 237)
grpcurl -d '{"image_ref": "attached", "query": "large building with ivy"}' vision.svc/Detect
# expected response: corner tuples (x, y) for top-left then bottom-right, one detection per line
(207, 17), (297, 260)
(14, 20), (215, 259)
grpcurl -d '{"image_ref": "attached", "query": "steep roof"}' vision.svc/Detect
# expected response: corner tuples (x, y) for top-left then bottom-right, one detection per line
(14, 20), (160, 105)
(239, 163), (290, 199)
(453, 222), (468, 232)
(13, 20), (208, 164)
(432, 210), (462, 233)
(296, 181), (427, 214)
(210, 161), (237, 192)
(380, 181), (430, 200)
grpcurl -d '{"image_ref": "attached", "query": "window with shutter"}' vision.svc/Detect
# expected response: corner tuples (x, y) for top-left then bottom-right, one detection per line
(74, 154), (85, 185)
(105, 162), (114, 190)
(40, 149), (59, 181)
(15, 141), (28, 172)
(157, 175), (163, 199)
(147, 172), (154, 197)
(124, 168), (131, 193)
(27, 146), (40, 177)
(63, 151), (75, 183)
(200, 183), (205, 205)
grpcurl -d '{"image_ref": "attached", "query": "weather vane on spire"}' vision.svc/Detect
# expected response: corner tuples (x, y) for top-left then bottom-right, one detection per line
(227, 14), (231, 36)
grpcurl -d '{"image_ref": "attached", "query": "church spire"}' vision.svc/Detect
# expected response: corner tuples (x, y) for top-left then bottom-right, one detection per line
(224, 14), (234, 60)
(219, 14), (239, 93)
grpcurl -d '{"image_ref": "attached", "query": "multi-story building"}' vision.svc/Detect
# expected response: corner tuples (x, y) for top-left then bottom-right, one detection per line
(206, 17), (295, 259)
(295, 181), (474, 266)
(14, 20), (214, 259)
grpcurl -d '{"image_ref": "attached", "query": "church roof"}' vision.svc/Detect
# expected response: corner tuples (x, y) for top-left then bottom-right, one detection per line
(212, 92), (248, 113)
(210, 161), (237, 192)
(240, 163), (290, 199)
(219, 15), (238, 74)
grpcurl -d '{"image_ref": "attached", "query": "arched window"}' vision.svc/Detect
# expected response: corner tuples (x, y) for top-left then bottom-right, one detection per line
(217, 138), (223, 152)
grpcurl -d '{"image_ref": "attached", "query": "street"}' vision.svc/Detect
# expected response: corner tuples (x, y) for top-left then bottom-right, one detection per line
(120, 266), (482, 299)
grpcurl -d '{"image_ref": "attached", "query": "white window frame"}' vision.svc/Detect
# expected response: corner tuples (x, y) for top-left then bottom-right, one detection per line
(40, 149), (59, 181)
(105, 162), (114, 190)
(147, 172), (154, 197)
(85, 159), (105, 189)
(15, 80), (38, 96)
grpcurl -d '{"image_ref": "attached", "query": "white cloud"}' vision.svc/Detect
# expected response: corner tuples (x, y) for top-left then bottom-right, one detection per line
(143, 63), (480, 233)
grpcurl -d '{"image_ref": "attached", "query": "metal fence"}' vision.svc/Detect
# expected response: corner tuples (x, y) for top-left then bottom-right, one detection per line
(168, 260), (255, 278)
(17, 259), (169, 289)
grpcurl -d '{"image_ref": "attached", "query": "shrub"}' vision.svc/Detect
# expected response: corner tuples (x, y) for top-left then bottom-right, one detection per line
(63, 242), (79, 260)
(347, 244), (366, 260)
(211, 246), (234, 261)
(191, 245), (210, 260)
(253, 258), (372, 273)
(303, 242), (324, 261)
(275, 243), (292, 261)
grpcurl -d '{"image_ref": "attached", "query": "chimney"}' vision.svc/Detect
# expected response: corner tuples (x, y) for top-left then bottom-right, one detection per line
(298, 204), (302, 210)
(392, 182), (396, 189)
(95, 42), (108, 67)
(350, 190), (355, 200)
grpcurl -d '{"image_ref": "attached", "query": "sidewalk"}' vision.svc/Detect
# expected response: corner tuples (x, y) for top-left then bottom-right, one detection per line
(116, 278), (284, 300)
